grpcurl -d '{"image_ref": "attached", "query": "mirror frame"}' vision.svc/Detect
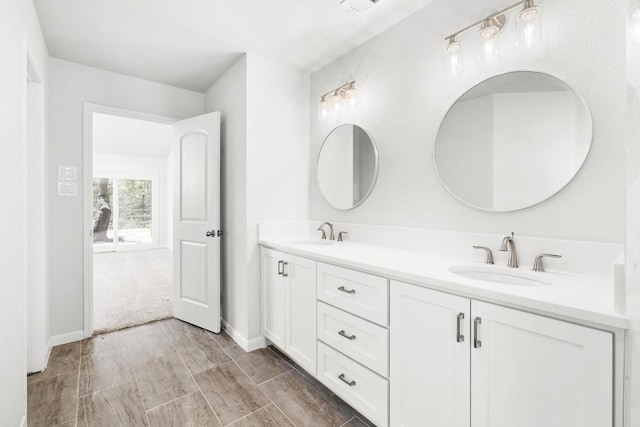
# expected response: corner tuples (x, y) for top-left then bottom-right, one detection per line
(317, 123), (380, 210)
(433, 70), (594, 213)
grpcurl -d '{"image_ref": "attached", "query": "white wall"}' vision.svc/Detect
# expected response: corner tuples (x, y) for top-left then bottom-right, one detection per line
(626, 1), (640, 423)
(0, 0), (49, 424)
(245, 54), (310, 341)
(310, 0), (626, 244)
(205, 55), (249, 339)
(48, 58), (205, 336)
(205, 53), (310, 344)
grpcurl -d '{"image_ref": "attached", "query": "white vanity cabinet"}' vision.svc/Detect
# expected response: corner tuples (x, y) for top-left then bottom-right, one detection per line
(471, 300), (613, 427)
(390, 280), (613, 427)
(261, 248), (317, 375)
(390, 281), (471, 427)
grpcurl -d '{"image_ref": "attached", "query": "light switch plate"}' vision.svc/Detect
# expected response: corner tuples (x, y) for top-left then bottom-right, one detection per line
(58, 166), (78, 181)
(58, 182), (77, 197)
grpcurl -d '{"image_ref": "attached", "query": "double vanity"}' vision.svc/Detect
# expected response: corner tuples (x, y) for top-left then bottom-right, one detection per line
(260, 229), (625, 427)
(258, 69), (625, 426)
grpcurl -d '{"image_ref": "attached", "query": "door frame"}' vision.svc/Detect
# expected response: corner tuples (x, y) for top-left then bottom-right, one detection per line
(82, 103), (177, 338)
(25, 47), (48, 372)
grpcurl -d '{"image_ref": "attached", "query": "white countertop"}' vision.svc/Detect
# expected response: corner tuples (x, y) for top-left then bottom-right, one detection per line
(260, 238), (628, 330)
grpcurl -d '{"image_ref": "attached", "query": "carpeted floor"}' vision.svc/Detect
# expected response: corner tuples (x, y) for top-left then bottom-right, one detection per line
(93, 248), (173, 334)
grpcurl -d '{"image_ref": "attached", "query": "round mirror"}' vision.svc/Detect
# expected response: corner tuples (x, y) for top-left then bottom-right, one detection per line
(435, 71), (592, 212)
(317, 124), (379, 210)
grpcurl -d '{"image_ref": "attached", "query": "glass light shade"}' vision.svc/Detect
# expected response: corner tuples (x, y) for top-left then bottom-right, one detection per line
(319, 99), (330, 121)
(449, 50), (463, 75)
(516, 5), (543, 49)
(633, 8), (640, 44)
(478, 35), (500, 63)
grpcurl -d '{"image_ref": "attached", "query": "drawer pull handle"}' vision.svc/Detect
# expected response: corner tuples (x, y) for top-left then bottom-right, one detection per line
(277, 260), (284, 276)
(337, 286), (356, 295)
(282, 262), (288, 277)
(456, 313), (465, 343)
(474, 317), (482, 349)
(338, 330), (357, 341)
(338, 373), (356, 387)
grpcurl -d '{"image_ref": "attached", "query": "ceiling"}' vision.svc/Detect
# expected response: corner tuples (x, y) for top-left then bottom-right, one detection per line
(93, 113), (173, 159)
(33, 0), (434, 92)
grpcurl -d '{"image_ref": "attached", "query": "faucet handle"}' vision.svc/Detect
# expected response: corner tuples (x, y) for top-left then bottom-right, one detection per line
(317, 227), (327, 240)
(472, 246), (495, 265)
(337, 231), (348, 242)
(532, 253), (562, 272)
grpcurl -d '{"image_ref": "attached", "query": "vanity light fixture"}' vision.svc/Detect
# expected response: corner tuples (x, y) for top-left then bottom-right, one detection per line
(632, 3), (640, 44)
(319, 81), (357, 121)
(444, 0), (543, 68)
(446, 36), (463, 74)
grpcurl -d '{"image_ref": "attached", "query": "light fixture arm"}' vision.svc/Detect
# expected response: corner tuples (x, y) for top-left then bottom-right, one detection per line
(444, 0), (534, 41)
(320, 81), (356, 102)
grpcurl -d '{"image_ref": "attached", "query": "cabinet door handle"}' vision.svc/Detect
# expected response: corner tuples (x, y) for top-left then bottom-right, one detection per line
(338, 330), (357, 341)
(456, 313), (465, 343)
(277, 260), (284, 276)
(337, 286), (356, 294)
(338, 373), (356, 387)
(474, 317), (482, 349)
(282, 262), (288, 277)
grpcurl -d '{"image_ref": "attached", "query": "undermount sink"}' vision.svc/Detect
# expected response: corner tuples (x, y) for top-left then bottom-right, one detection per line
(449, 265), (551, 287)
(291, 238), (337, 246)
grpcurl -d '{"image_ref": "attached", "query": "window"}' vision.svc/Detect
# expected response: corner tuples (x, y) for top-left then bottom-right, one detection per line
(93, 173), (157, 252)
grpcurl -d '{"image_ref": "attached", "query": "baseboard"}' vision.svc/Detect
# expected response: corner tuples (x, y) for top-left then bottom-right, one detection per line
(246, 335), (268, 352)
(20, 414), (26, 427)
(50, 330), (84, 347)
(44, 337), (53, 369)
(220, 319), (267, 352)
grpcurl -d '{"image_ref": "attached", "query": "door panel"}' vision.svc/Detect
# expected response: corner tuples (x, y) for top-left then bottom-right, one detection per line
(390, 281), (471, 427)
(180, 131), (208, 221)
(180, 241), (208, 304)
(471, 301), (613, 427)
(173, 112), (220, 332)
(262, 248), (286, 348)
(285, 254), (317, 375)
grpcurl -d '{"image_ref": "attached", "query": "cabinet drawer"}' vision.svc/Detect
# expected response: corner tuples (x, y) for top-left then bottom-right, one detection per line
(317, 263), (389, 326)
(317, 302), (389, 377)
(317, 341), (389, 427)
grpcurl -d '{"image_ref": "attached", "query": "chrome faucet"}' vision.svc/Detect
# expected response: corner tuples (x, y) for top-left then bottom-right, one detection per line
(499, 232), (518, 268)
(317, 222), (335, 240)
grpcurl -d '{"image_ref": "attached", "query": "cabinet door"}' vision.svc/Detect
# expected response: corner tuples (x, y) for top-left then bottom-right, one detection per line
(285, 254), (317, 375)
(471, 301), (613, 427)
(262, 248), (285, 349)
(390, 281), (471, 427)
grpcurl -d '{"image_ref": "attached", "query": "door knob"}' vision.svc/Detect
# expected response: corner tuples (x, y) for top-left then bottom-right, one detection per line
(205, 230), (216, 237)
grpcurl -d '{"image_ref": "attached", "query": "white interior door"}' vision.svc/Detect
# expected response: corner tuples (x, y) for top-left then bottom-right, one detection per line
(173, 112), (221, 332)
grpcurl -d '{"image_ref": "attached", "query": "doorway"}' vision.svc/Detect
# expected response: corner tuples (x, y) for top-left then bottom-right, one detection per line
(84, 105), (176, 334)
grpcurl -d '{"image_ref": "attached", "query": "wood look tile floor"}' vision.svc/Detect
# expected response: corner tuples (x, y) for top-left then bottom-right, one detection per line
(27, 318), (373, 427)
